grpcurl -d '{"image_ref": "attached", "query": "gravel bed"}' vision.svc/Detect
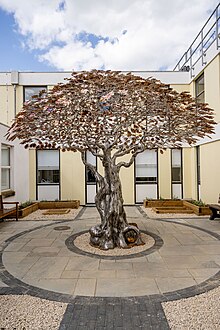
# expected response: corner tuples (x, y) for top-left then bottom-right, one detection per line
(141, 206), (208, 219)
(74, 232), (155, 256)
(0, 295), (67, 329)
(162, 286), (220, 329)
(18, 207), (82, 221)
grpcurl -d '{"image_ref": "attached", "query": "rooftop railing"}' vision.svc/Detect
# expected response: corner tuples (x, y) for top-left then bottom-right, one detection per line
(173, 3), (220, 78)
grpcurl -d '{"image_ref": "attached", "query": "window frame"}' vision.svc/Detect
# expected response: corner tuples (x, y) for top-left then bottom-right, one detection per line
(36, 149), (60, 200)
(1, 144), (11, 191)
(23, 86), (47, 103)
(171, 148), (183, 199)
(195, 73), (204, 104)
(135, 149), (158, 184)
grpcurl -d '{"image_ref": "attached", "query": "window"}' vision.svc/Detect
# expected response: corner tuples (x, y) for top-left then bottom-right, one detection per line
(135, 150), (157, 183)
(171, 149), (182, 183)
(1, 145), (11, 190)
(195, 74), (204, 103)
(37, 150), (60, 184)
(86, 152), (96, 184)
(24, 86), (47, 102)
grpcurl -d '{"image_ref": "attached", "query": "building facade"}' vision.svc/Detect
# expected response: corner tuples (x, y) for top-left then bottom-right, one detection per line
(0, 5), (219, 205)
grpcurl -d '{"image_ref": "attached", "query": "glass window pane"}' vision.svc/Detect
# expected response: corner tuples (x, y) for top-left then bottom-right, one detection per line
(24, 86), (47, 102)
(195, 74), (204, 103)
(86, 168), (96, 183)
(38, 150), (59, 168)
(136, 150), (157, 182)
(172, 167), (181, 182)
(1, 147), (10, 166)
(172, 149), (181, 166)
(37, 150), (60, 186)
(196, 75), (204, 94)
(196, 92), (204, 103)
(1, 168), (10, 190)
(86, 151), (96, 166)
(38, 170), (60, 184)
(86, 151), (96, 183)
(136, 150), (157, 164)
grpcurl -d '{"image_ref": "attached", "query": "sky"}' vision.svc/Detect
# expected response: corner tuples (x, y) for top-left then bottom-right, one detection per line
(0, 0), (219, 72)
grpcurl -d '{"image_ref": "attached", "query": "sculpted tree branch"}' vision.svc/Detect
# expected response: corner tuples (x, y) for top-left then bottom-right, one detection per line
(7, 70), (216, 250)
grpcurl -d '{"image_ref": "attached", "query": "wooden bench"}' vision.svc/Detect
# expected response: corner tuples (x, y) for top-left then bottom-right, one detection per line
(0, 195), (19, 221)
(208, 194), (220, 220)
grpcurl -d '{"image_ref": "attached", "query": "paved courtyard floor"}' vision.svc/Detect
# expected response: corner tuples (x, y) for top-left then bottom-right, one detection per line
(1, 206), (220, 329)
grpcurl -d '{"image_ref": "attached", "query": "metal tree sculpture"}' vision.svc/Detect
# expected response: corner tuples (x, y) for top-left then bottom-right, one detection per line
(7, 70), (215, 249)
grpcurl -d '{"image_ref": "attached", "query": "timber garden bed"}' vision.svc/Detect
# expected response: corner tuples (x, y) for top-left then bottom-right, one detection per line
(143, 199), (211, 216)
(18, 200), (80, 218)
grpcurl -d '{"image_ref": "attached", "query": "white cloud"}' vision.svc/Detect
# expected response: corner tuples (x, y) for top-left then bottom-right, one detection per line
(0, 0), (219, 70)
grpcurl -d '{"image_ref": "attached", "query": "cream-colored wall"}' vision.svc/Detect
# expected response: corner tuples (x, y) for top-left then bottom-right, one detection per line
(16, 86), (24, 114)
(60, 150), (85, 204)
(158, 149), (171, 198)
(170, 84), (190, 93)
(204, 55), (220, 123)
(182, 148), (197, 199)
(29, 149), (36, 200)
(0, 85), (24, 125)
(0, 86), (14, 125)
(200, 140), (220, 203)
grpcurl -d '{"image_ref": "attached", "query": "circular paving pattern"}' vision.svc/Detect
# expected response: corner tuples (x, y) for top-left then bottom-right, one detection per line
(1, 207), (220, 302)
(65, 229), (163, 259)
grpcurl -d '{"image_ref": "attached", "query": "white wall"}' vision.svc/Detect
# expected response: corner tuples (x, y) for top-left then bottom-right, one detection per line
(0, 122), (29, 202)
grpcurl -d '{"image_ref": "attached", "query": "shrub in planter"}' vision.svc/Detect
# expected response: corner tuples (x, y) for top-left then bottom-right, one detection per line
(183, 200), (211, 216)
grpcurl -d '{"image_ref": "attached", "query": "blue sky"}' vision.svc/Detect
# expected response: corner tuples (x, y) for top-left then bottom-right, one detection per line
(0, 0), (219, 72)
(0, 8), (52, 71)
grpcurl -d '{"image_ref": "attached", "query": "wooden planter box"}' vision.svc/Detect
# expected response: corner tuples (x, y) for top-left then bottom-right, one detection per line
(19, 203), (39, 218)
(38, 200), (80, 209)
(183, 201), (211, 216)
(144, 199), (182, 208)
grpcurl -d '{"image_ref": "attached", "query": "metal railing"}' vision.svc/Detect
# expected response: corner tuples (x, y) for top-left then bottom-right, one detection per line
(173, 3), (220, 77)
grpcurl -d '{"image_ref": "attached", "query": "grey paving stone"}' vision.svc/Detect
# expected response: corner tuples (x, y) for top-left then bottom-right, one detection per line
(95, 278), (160, 297)
(162, 255), (200, 269)
(26, 238), (56, 247)
(99, 262), (133, 270)
(79, 270), (116, 279)
(2, 251), (30, 264)
(198, 244), (220, 254)
(66, 257), (100, 271)
(74, 278), (97, 296)
(155, 276), (198, 293)
(37, 278), (77, 294)
(188, 267), (219, 278)
(159, 244), (204, 256)
(43, 257), (69, 279)
(146, 252), (165, 263)
(61, 270), (80, 279)
(28, 246), (61, 257)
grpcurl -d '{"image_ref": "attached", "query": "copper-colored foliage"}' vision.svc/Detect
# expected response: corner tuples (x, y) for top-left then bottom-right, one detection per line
(7, 70), (216, 154)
